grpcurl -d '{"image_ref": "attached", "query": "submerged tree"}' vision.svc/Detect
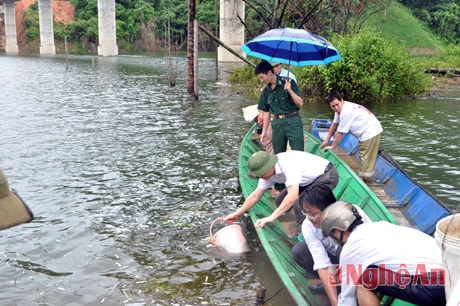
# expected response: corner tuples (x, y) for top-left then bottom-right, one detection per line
(187, 0), (197, 98)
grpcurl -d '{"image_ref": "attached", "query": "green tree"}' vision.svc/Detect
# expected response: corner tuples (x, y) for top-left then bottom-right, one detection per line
(313, 29), (427, 103)
(399, 0), (459, 44)
(68, 0), (99, 47)
(19, 0), (457, 54)
(432, 2), (460, 44)
(240, 0), (391, 40)
(156, 0), (189, 48)
(23, 3), (39, 40)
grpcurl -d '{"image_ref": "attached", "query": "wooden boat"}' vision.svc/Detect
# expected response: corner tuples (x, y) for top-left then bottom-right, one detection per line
(238, 122), (452, 305)
(310, 118), (452, 235)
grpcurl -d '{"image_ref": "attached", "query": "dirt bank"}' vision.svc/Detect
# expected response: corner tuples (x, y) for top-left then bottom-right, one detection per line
(429, 75), (460, 92)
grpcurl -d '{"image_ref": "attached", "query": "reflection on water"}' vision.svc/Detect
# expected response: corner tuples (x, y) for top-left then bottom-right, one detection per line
(0, 54), (458, 305)
(0, 54), (294, 305)
(376, 99), (459, 207)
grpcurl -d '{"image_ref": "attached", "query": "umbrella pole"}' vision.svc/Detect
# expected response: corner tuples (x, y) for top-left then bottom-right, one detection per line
(287, 41), (292, 81)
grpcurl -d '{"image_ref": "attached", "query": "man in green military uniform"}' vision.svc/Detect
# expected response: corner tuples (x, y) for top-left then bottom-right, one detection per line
(256, 60), (304, 154)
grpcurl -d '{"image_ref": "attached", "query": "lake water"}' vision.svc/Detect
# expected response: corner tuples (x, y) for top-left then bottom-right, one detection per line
(0, 54), (458, 305)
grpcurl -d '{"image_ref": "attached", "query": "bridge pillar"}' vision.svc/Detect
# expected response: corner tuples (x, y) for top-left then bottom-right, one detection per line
(97, 0), (118, 56)
(3, 0), (19, 54)
(38, 0), (56, 54)
(218, 0), (244, 62)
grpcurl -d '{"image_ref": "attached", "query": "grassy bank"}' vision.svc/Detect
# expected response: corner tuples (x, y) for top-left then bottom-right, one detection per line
(364, 1), (460, 69)
(364, 1), (443, 54)
(363, 1), (459, 91)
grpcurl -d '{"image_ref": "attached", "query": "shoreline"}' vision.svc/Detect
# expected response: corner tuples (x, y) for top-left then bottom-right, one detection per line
(429, 75), (460, 89)
(427, 76), (460, 94)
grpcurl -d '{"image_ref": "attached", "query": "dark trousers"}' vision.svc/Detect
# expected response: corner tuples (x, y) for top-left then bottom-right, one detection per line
(292, 240), (339, 278)
(275, 164), (339, 226)
(365, 265), (446, 306)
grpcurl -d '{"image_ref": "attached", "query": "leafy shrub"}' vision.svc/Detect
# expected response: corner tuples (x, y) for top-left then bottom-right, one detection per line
(24, 28), (39, 40)
(231, 29), (429, 103)
(229, 62), (261, 99)
(23, 3), (39, 41)
(318, 29), (427, 103)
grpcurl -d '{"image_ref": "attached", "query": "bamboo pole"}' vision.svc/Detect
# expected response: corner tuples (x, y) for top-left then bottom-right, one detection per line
(64, 36), (69, 70)
(194, 20), (198, 98)
(214, 0), (219, 80)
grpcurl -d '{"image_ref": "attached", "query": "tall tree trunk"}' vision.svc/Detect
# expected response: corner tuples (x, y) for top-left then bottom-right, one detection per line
(187, 0), (197, 98)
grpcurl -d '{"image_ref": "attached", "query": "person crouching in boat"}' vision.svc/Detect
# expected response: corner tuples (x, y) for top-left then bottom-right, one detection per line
(223, 150), (338, 233)
(320, 201), (446, 306)
(320, 91), (383, 183)
(292, 185), (371, 306)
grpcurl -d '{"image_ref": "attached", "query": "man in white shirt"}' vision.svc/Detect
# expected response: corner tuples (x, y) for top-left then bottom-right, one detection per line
(320, 92), (383, 182)
(320, 201), (446, 306)
(223, 150), (338, 230)
(292, 185), (372, 306)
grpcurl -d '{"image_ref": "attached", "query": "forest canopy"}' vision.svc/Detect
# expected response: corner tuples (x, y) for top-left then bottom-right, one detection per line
(22, 0), (460, 53)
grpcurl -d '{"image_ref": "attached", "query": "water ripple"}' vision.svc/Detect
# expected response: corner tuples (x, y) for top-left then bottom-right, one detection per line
(1, 54), (458, 305)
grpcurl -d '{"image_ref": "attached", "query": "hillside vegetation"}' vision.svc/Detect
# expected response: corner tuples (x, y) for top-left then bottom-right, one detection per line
(363, 0), (459, 69)
(363, 1), (460, 90)
(17, 0), (458, 55)
(14, 0), (459, 99)
(364, 1), (443, 53)
(231, 1), (459, 102)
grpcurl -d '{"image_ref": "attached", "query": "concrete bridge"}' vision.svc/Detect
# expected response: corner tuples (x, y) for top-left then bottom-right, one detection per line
(0, 0), (244, 61)
(0, 0), (117, 56)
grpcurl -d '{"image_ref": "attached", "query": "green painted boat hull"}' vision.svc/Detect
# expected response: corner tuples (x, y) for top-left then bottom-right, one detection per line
(238, 124), (415, 305)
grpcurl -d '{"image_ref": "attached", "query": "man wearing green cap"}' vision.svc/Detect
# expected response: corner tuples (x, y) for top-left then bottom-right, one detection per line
(223, 150), (338, 231)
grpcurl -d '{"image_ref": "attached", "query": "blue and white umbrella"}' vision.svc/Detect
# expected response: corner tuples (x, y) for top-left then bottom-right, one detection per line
(241, 27), (342, 67)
